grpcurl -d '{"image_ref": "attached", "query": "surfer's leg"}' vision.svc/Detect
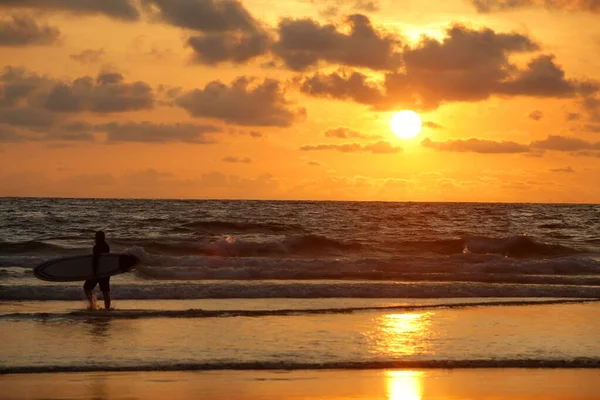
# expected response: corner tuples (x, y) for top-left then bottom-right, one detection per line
(99, 278), (111, 309)
(83, 279), (98, 307)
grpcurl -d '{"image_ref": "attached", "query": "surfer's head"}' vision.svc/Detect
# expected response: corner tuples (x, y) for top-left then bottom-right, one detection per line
(95, 230), (106, 244)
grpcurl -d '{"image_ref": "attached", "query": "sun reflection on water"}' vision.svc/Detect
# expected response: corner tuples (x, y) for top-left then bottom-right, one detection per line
(369, 313), (433, 357)
(385, 370), (424, 400)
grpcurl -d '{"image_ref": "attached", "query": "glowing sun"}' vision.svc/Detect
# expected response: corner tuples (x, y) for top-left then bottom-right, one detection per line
(391, 110), (422, 139)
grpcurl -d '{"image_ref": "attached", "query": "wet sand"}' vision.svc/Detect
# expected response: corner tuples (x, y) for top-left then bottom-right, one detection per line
(2, 369), (599, 400)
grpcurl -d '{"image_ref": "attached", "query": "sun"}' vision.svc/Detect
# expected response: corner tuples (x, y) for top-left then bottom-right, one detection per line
(391, 110), (422, 139)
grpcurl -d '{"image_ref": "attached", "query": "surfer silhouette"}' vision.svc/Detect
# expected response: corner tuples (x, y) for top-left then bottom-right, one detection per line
(83, 231), (111, 310)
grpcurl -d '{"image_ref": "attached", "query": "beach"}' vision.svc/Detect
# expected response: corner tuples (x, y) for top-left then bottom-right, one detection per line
(2, 199), (600, 398)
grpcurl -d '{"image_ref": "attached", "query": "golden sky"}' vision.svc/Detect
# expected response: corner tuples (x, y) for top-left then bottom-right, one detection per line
(0, 0), (599, 202)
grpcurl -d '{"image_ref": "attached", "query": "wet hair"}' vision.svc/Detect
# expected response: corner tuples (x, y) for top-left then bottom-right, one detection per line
(95, 231), (106, 243)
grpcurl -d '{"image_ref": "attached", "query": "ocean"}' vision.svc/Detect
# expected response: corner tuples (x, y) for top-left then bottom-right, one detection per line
(2, 198), (600, 379)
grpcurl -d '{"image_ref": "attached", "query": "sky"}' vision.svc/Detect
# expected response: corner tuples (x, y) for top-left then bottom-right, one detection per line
(0, 0), (599, 202)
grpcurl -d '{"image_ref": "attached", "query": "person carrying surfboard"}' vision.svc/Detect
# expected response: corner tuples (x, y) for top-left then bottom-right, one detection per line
(83, 231), (111, 310)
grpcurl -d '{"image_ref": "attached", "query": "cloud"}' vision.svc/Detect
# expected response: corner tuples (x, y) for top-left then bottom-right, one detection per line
(550, 166), (575, 173)
(300, 140), (401, 154)
(0, 14), (60, 46)
(98, 122), (221, 143)
(142, 0), (269, 64)
(307, 160), (323, 166)
(274, 14), (401, 71)
(530, 135), (600, 151)
(44, 71), (154, 113)
(70, 48), (105, 64)
(423, 121), (443, 129)
(299, 24), (598, 110)
(300, 70), (386, 105)
(422, 137), (531, 153)
(471, 0), (600, 13)
(0, 0), (140, 21)
(567, 112), (580, 121)
(324, 126), (380, 139)
(585, 124), (600, 133)
(0, 126), (25, 142)
(222, 156), (252, 163)
(529, 110), (543, 120)
(176, 76), (304, 127)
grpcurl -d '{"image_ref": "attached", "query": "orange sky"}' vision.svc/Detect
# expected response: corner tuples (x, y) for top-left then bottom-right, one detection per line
(0, 0), (599, 202)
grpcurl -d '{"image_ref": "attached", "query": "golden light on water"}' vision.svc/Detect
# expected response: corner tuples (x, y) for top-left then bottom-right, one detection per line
(371, 313), (433, 356)
(385, 370), (424, 400)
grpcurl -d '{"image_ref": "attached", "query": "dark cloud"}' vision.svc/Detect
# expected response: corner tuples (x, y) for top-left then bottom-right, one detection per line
(99, 122), (221, 143)
(143, 0), (269, 64)
(300, 140), (401, 154)
(176, 77), (304, 127)
(307, 160), (323, 166)
(44, 72), (153, 113)
(354, 0), (380, 12)
(567, 112), (581, 121)
(422, 137), (531, 153)
(0, 107), (55, 128)
(324, 126), (380, 139)
(424, 121), (443, 129)
(529, 110), (543, 120)
(585, 124), (600, 133)
(530, 135), (600, 151)
(471, 0), (600, 13)
(300, 24), (598, 110)
(550, 166), (575, 173)
(70, 48), (105, 64)
(0, 0), (140, 20)
(501, 55), (578, 97)
(249, 130), (262, 138)
(222, 156), (252, 163)
(274, 14), (401, 71)
(300, 70), (386, 105)
(0, 126), (25, 142)
(0, 14), (60, 46)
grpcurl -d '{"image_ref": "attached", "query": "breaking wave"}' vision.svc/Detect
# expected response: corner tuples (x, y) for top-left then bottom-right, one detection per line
(4, 358), (600, 374)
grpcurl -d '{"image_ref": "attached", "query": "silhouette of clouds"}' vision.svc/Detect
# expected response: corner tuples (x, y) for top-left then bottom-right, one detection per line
(44, 71), (153, 113)
(550, 166), (575, 173)
(585, 124), (600, 133)
(324, 126), (380, 139)
(0, 0), (140, 20)
(300, 140), (401, 154)
(566, 112), (581, 121)
(176, 76), (304, 127)
(99, 122), (221, 143)
(307, 160), (323, 166)
(143, 0), (269, 64)
(422, 137), (531, 153)
(471, 0), (600, 13)
(222, 156), (252, 163)
(424, 121), (443, 129)
(530, 135), (600, 150)
(274, 14), (401, 71)
(300, 70), (386, 105)
(70, 48), (105, 64)
(299, 24), (597, 110)
(0, 126), (25, 142)
(0, 14), (60, 46)
(529, 110), (543, 120)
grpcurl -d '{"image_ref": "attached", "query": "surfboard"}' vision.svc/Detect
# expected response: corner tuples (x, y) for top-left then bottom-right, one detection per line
(34, 253), (139, 282)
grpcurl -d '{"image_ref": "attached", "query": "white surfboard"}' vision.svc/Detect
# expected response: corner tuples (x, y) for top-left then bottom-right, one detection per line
(34, 253), (139, 282)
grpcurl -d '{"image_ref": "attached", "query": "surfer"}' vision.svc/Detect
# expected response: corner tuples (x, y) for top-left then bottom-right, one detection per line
(83, 231), (111, 310)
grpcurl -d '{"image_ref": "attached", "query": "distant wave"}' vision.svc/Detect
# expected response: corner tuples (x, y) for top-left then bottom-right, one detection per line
(4, 358), (600, 374)
(0, 240), (66, 254)
(113, 234), (362, 257)
(389, 235), (583, 258)
(2, 299), (596, 321)
(4, 281), (600, 300)
(182, 220), (303, 234)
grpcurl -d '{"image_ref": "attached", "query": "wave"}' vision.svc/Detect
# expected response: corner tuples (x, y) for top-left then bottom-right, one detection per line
(114, 234), (362, 257)
(4, 358), (600, 374)
(390, 235), (583, 258)
(0, 240), (67, 254)
(2, 299), (596, 321)
(182, 220), (303, 234)
(3, 281), (600, 300)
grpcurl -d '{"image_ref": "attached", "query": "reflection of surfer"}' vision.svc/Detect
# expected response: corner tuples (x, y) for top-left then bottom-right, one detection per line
(83, 231), (111, 310)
